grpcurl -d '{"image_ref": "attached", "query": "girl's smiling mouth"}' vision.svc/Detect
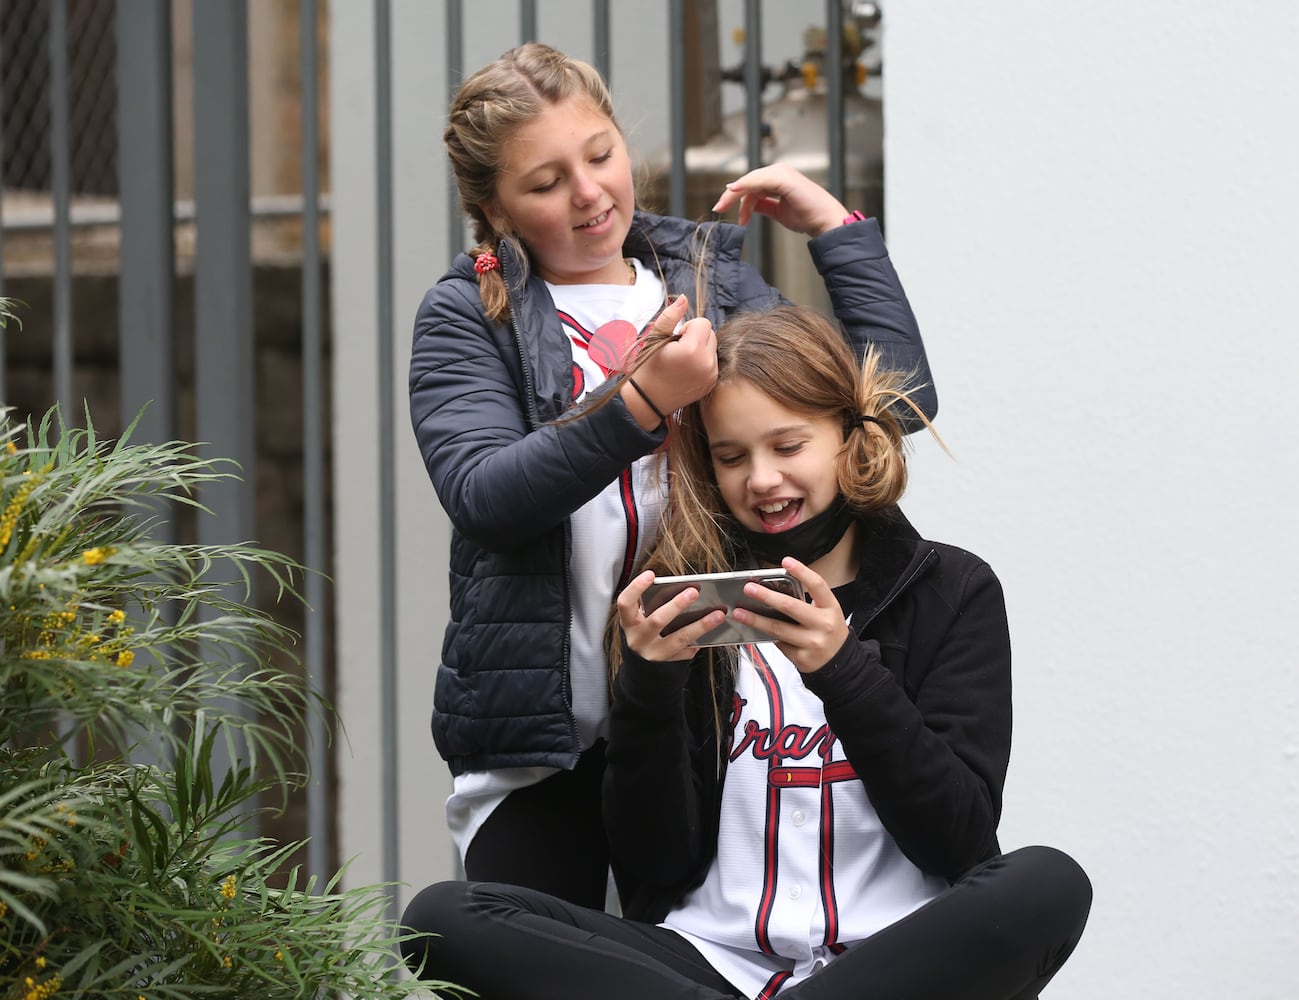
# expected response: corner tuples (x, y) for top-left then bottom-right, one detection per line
(756, 498), (802, 532)
(577, 209), (612, 230)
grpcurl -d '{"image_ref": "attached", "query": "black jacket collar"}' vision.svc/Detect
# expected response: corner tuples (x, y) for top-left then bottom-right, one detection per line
(845, 507), (938, 632)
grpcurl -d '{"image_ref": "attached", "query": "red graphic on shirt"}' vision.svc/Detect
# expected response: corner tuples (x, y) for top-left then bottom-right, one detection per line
(557, 309), (642, 377)
(588, 319), (640, 374)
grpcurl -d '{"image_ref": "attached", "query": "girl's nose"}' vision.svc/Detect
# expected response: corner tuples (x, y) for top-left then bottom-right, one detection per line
(572, 169), (601, 206)
(748, 455), (782, 493)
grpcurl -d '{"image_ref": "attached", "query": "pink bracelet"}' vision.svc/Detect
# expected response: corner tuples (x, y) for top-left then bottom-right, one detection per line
(842, 210), (868, 225)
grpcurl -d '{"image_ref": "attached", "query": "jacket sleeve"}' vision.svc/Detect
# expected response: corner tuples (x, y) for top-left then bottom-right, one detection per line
(808, 219), (938, 426)
(408, 278), (666, 550)
(802, 559), (1011, 879)
(603, 642), (717, 889)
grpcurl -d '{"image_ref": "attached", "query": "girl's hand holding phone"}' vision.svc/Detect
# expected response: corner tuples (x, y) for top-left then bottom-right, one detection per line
(730, 557), (852, 674)
(618, 570), (725, 663)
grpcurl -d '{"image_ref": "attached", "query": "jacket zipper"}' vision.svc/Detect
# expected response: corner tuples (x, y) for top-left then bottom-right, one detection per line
(857, 547), (940, 632)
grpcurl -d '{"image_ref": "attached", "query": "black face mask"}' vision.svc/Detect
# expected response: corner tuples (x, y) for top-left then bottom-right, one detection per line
(739, 495), (856, 567)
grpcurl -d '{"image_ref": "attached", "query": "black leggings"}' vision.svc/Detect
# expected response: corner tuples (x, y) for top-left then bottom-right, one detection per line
(462, 741), (610, 909)
(402, 845), (1092, 1000)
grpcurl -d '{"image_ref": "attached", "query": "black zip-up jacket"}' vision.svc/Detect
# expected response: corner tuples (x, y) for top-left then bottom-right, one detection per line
(409, 212), (936, 775)
(603, 509), (1012, 923)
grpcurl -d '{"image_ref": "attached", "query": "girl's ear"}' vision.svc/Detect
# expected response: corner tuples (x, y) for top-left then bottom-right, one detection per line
(479, 201), (507, 236)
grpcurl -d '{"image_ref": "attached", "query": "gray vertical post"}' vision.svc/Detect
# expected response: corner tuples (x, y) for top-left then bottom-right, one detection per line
(191, 0), (255, 786)
(825, 0), (845, 203)
(300, 0), (329, 884)
(374, 0), (400, 919)
(50, 0), (74, 416)
(743, 0), (764, 274)
(593, 0), (611, 86)
(116, 0), (176, 452)
(520, 0), (537, 43)
(447, 0), (464, 264)
(1, 77), (7, 394)
(667, 0), (686, 218)
(192, 0), (254, 528)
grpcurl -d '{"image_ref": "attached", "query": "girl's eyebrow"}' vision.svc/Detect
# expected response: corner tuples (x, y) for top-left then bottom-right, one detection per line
(512, 130), (616, 179)
(708, 423), (811, 450)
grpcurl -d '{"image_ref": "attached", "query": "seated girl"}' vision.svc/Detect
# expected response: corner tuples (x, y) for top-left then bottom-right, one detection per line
(401, 305), (1091, 1000)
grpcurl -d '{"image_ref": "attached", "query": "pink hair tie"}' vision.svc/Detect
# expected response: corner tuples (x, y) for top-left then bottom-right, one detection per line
(473, 252), (499, 275)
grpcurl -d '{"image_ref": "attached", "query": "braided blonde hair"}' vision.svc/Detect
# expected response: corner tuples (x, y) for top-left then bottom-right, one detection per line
(445, 43), (621, 323)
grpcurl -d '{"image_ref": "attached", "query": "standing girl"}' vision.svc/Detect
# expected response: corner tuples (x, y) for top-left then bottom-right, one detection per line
(400, 305), (1090, 999)
(410, 41), (936, 907)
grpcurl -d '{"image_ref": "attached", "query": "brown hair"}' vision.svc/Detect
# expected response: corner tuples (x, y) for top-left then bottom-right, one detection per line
(445, 42), (621, 323)
(610, 306), (939, 740)
(646, 305), (934, 582)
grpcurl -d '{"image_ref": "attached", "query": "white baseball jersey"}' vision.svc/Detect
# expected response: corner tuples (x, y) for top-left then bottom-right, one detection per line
(662, 641), (946, 999)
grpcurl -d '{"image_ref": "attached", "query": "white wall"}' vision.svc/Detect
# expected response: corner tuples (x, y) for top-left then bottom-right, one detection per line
(885, 3), (1299, 998)
(331, 2), (1299, 996)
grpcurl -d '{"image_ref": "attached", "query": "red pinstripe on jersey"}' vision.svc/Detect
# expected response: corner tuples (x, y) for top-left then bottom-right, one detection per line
(749, 645), (785, 957)
(615, 469), (639, 591)
(745, 645), (859, 964)
(757, 969), (794, 1000)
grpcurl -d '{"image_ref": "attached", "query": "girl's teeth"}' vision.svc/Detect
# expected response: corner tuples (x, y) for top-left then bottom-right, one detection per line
(758, 500), (791, 514)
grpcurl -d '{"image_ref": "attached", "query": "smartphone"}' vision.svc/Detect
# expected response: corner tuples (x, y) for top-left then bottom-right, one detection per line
(640, 568), (808, 647)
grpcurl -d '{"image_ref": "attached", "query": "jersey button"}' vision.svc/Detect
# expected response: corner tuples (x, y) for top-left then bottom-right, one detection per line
(789, 885), (803, 900)
(792, 809), (806, 826)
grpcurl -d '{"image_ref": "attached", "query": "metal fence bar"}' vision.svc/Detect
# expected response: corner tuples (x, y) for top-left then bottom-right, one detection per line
(192, 0), (254, 515)
(49, 0), (73, 415)
(2, 193), (331, 232)
(593, 0), (610, 85)
(667, 0), (686, 218)
(1, 74), (6, 392)
(742, 0), (764, 273)
(299, 0), (330, 884)
(191, 0), (255, 785)
(446, 0), (463, 264)
(373, 0), (400, 920)
(825, 0), (845, 203)
(520, 0), (537, 43)
(115, 0), (176, 451)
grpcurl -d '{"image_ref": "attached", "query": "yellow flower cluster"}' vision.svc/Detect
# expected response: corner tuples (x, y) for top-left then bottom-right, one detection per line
(0, 472), (40, 550)
(14, 602), (138, 670)
(220, 874), (238, 900)
(25, 836), (47, 862)
(22, 973), (61, 1000)
(81, 547), (108, 566)
(0, 900), (8, 919)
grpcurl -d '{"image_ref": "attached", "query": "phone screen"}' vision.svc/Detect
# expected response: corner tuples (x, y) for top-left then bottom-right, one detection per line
(641, 569), (806, 647)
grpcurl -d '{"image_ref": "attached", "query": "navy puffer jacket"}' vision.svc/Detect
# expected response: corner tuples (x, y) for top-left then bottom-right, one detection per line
(408, 210), (935, 775)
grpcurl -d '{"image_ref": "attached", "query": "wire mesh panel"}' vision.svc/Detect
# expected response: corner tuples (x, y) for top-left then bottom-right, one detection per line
(2, 0), (117, 196)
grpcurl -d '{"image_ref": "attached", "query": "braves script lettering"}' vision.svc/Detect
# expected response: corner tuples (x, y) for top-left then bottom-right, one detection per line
(728, 693), (838, 765)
